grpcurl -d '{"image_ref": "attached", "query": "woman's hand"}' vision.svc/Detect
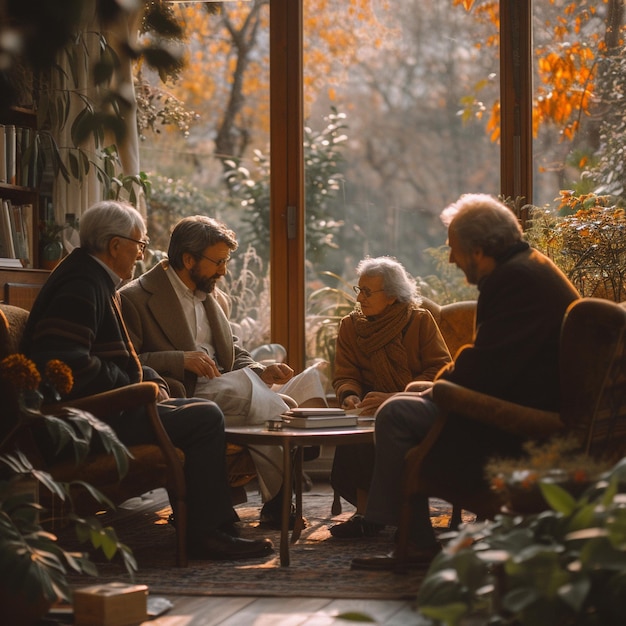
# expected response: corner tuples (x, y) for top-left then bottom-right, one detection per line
(341, 394), (361, 410)
(357, 391), (394, 416)
(404, 380), (434, 393)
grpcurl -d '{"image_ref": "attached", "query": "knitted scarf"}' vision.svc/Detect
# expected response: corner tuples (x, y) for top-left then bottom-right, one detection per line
(351, 301), (415, 393)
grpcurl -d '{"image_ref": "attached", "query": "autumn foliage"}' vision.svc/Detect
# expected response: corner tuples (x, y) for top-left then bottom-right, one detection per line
(454, 0), (625, 143)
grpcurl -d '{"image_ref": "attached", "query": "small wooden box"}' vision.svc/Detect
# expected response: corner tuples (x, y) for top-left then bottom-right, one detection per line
(73, 582), (148, 626)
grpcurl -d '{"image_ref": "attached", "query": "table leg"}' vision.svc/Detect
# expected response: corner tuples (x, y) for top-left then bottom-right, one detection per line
(291, 446), (305, 542)
(280, 440), (292, 566)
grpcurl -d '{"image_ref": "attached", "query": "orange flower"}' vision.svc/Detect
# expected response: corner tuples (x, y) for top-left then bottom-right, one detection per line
(491, 476), (506, 492)
(521, 472), (539, 490)
(45, 360), (74, 396)
(0, 354), (41, 392)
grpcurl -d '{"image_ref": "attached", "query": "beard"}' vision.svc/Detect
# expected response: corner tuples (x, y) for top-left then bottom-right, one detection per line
(190, 265), (219, 293)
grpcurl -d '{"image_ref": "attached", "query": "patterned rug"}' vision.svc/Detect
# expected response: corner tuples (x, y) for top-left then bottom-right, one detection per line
(63, 483), (471, 600)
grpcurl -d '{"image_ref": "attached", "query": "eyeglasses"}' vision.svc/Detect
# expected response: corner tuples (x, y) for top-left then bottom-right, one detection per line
(200, 254), (231, 267)
(353, 285), (385, 298)
(114, 234), (150, 253)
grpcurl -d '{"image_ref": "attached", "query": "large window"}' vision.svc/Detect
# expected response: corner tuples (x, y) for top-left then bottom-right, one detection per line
(531, 0), (625, 206)
(301, 0), (500, 369)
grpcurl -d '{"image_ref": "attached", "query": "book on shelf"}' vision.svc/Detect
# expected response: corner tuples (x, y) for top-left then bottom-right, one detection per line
(0, 257), (23, 268)
(5, 124), (16, 185)
(21, 203), (33, 267)
(0, 124), (5, 183)
(10, 202), (30, 264)
(0, 199), (16, 258)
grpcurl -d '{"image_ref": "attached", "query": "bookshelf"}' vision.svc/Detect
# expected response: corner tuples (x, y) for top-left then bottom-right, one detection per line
(1, 106), (49, 308)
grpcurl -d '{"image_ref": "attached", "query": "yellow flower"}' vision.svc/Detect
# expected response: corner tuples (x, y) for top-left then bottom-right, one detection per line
(45, 360), (74, 396)
(0, 354), (41, 392)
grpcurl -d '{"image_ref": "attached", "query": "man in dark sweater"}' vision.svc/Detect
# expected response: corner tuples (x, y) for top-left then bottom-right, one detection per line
(21, 200), (273, 562)
(351, 193), (580, 570)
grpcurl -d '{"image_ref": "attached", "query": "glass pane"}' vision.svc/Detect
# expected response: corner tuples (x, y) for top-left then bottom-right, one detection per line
(138, 1), (272, 349)
(532, 1), (626, 206)
(303, 0), (497, 370)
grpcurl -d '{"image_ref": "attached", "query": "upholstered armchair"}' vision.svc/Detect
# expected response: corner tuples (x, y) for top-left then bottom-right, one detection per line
(395, 297), (626, 572)
(1, 303), (191, 565)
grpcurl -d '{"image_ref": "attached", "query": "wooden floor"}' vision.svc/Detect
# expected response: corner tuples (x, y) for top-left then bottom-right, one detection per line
(141, 595), (424, 625)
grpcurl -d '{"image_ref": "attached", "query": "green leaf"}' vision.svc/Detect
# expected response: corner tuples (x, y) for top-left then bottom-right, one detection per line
(539, 481), (577, 514)
(335, 611), (376, 622)
(417, 568), (465, 606)
(558, 577), (591, 612)
(419, 602), (469, 626)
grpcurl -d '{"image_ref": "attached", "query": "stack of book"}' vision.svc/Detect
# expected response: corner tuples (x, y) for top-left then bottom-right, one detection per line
(0, 199), (33, 267)
(0, 123), (39, 189)
(281, 407), (358, 429)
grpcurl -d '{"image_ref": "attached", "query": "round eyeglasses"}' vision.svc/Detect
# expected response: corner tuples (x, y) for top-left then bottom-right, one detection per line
(353, 285), (385, 298)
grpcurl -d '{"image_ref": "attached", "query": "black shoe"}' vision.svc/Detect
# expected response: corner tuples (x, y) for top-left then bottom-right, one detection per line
(329, 513), (383, 538)
(170, 514), (241, 538)
(259, 501), (303, 530)
(350, 544), (441, 570)
(187, 530), (273, 561)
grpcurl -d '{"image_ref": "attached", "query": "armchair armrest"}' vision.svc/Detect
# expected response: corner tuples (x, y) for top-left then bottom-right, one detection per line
(47, 382), (160, 418)
(432, 379), (564, 439)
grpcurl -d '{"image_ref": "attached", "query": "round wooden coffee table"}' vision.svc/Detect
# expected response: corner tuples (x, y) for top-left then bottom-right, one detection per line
(225, 423), (374, 566)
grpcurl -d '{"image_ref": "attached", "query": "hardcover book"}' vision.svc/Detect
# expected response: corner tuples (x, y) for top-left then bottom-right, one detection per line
(281, 410), (358, 429)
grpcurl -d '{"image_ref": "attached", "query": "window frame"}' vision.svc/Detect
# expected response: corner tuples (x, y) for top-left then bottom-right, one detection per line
(269, 0), (532, 370)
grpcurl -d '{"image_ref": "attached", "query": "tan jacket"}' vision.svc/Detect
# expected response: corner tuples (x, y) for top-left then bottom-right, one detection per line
(119, 260), (262, 397)
(333, 307), (452, 404)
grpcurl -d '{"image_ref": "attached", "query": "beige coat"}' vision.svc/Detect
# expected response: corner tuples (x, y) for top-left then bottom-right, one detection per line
(119, 260), (262, 397)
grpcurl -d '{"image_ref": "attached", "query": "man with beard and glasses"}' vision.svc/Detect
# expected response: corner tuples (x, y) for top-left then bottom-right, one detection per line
(119, 215), (326, 529)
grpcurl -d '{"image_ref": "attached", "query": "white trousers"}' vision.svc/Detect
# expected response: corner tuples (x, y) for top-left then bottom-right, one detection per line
(194, 365), (327, 500)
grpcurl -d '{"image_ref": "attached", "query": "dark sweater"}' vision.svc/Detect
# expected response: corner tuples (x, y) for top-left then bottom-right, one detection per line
(21, 248), (141, 400)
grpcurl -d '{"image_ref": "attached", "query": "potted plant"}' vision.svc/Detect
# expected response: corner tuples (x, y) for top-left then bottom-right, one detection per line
(38, 220), (65, 270)
(485, 436), (613, 515)
(416, 455), (626, 626)
(0, 353), (136, 626)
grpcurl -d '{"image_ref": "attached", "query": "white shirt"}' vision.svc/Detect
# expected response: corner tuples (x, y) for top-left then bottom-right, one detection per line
(165, 267), (220, 369)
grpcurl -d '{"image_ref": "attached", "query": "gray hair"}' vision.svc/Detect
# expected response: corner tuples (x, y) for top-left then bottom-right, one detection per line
(440, 193), (523, 259)
(79, 200), (146, 254)
(168, 215), (239, 270)
(356, 256), (420, 305)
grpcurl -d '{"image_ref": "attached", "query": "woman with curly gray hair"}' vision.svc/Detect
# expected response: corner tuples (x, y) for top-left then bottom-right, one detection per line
(329, 256), (452, 539)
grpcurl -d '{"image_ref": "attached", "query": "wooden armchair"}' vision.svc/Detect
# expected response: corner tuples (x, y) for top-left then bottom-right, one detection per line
(395, 297), (626, 572)
(1, 304), (191, 565)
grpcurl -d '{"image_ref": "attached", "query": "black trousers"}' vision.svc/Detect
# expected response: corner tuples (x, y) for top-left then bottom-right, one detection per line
(109, 397), (235, 539)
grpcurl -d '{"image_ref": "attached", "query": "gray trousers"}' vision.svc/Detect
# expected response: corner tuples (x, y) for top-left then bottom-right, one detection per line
(365, 392), (440, 548)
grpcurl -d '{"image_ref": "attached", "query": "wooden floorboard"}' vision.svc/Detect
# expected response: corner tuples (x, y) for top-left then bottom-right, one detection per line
(142, 595), (425, 625)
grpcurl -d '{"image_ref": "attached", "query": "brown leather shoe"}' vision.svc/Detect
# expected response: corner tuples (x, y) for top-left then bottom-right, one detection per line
(350, 544), (441, 571)
(188, 530), (274, 561)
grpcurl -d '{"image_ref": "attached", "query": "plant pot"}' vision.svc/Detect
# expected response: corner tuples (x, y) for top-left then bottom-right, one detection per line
(503, 469), (592, 514)
(40, 240), (64, 270)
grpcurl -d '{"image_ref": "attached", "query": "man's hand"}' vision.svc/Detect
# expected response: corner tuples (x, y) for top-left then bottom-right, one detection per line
(184, 351), (221, 379)
(260, 363), (294, 385)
